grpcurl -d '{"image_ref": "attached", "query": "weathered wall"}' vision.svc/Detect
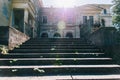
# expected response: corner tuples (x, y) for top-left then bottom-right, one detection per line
(112, 32), (120, 64)
(0, 0), (12, 26)
(89, 27), (117, 58)
(0, 26), (9, 45)
(9, 27), (29, 50)
(89, 27), (116, 47)
(112, 45), (120, 65)
(0, 0), (12, 46)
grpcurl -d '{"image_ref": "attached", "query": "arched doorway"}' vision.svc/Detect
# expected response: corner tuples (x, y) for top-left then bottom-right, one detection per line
(66, 32), (73, 38)
(41, 33), (48, 38)
(53, 33), (61, 38)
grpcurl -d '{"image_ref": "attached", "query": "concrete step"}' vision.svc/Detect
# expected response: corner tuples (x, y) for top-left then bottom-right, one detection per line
(4, 38), (120, 78)
(25, 42), (89, 44)
(28, 38), (86, 41)
(0, 58), (113, 66)
(0, 65), (119, 76)
(0, 53), (108, 58)
(21, 43), (93, 46)
(9, 49), (103, 53)
(19, 45), (98, 49)
(0, 75), (120, 80)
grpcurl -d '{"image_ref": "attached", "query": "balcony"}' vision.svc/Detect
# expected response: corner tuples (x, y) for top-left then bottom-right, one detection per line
(100, 13), (112, 17)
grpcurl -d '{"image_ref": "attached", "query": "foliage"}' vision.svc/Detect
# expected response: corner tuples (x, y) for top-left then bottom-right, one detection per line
(112, 0), (120, 27)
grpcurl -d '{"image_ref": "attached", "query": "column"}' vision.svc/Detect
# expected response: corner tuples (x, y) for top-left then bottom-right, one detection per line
(24, 9), (28, 34)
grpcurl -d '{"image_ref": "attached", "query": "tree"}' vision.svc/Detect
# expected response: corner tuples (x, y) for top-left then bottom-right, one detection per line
(112, 0), (120, 28)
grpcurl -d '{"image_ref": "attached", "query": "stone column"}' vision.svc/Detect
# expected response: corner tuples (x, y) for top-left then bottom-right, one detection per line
(75, 26), (80, 38)
(24, 9), (29, 34)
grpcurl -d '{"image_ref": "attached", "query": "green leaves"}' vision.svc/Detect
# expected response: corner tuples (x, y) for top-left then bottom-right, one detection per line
(112, 0), (120, 25)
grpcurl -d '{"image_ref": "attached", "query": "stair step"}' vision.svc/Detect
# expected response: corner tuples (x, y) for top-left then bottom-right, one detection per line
(0, 53), (108, 58)
(0, 65), (120, 76)
(19, 46), (97, 49)
(2, 38), (120, 78)
(21, 44), (93, 46)
(0, 75), (120, 80)
(0, 58), (112, 60)
(0, 58), (113, 66)
(9, 49), (102, 53)
(0, 65), (119, 68)
(25, 41), (88, 44)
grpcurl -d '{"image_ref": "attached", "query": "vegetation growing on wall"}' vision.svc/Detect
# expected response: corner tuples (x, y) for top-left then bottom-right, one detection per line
(112, 0), (120, 29)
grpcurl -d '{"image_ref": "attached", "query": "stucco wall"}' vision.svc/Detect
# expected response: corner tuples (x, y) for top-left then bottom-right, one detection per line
(0, 0), (11, 26)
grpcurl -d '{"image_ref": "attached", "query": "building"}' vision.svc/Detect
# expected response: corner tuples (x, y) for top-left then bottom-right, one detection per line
(39, 4), (112, 38)
(11, 0), (43, 38)
(0, 0), (43, 49)
(0, 1), (112, 49)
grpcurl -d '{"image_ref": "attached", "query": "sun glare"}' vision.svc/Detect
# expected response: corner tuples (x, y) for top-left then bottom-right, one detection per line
(54, 0), (76, 8)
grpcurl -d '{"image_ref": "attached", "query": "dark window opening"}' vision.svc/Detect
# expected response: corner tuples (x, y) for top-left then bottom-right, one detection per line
(103, 9), (107, 14)
(66, 32), (73, 38)
(89, 16), (94, 26)
(41, 33), (48, 38)
(13, 9), (24, 32)
(83, 16), (87, 24)
(43, 16), (47, 24)
(101, 19), (105, 27)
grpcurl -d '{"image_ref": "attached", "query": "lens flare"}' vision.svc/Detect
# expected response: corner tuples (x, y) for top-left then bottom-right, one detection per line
(57, 21), (66, 30)
(54, 0), (76, 8)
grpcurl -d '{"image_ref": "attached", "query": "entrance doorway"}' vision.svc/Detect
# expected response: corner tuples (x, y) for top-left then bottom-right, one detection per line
(53, 33), (61, 38)
(66, 32), (73, 38)
(41, 33), (48, 38)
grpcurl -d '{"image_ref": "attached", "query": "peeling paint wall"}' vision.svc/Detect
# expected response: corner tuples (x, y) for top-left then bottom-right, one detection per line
(0, 0), (12, 26)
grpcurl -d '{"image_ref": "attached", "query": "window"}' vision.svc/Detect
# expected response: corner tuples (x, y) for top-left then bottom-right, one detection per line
(83, 16), (87, 24)
(103, 9), (107, 14)
(89, 16), (94, 26)
(43, 16), (47, 24)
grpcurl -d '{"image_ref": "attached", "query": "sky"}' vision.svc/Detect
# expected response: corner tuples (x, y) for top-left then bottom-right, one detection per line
(43, 0), (112, 8)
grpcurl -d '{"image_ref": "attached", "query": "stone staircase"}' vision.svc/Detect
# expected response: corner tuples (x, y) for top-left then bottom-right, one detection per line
(0, 38), (120, 80)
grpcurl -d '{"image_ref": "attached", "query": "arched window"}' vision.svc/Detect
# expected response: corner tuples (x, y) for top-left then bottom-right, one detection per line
(66, 32), (73, 38)
(41, 33), (48, 38)
(53, 33), (61, 38)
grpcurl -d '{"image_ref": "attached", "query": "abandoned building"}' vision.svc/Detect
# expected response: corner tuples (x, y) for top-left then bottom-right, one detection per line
(0, 0), (43, 49)
(0, 0), (120, 80)
(39, 4), (112, 38)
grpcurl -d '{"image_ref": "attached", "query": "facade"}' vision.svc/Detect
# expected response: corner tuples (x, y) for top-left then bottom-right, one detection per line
(39, 4), (112, 38)
(11, 0), (43, 38)
(0, 0), (43, 49)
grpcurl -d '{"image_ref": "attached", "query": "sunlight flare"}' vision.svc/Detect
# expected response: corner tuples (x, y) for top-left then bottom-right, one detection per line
(54, 0), (76, 8)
